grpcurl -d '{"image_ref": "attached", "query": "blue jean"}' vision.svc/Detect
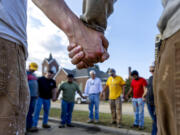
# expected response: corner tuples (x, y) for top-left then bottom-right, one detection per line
(132, 98), (144, 127)
(88, 93), (100, 120)
(32, 97), (51, 127)
(147, 104), (157, 135)
(61, 100), (74, 125)
(26, 97), (37, 129)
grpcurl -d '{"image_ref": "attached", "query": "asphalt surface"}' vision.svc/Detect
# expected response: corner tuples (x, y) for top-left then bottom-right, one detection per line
(26, 121), (116, 135)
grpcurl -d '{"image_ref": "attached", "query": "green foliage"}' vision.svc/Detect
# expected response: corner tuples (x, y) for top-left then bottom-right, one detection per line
(125, 78), (133, 98)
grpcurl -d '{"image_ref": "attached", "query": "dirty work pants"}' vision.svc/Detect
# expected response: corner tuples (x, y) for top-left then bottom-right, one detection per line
(0, 37), (30, 135)
(154, 30), (180, 135)
(109, 97), (122, 124)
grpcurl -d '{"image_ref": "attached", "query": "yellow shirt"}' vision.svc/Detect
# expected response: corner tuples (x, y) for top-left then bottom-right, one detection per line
(106, 76), (126, 100)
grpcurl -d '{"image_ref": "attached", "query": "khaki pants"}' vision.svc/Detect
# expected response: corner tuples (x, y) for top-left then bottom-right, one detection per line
(154, 30), (180, 135)
(109, 97), (122, 124)
(0, 38), (30, 135)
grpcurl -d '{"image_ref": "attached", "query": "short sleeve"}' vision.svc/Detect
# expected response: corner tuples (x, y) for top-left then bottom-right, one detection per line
(106, 78), (110, 86)
(120, 77), (126, 85)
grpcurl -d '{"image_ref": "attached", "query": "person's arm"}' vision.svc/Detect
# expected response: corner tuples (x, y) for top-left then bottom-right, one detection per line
(100, 85), (108, 97)
(32, 0), (109, 69)
(142, 86), (147, 101)
(125, 87), (133, 100)
(68, 0), (117, 68)
(84, 80), (89, 97)
(56, 84), (63, 100)
(77, 90), (85, 99)
(52, 88), (57, 102)
(99, 79), (103, 94)
(81, 0), (117, 33)
(122, 85), (126, 98)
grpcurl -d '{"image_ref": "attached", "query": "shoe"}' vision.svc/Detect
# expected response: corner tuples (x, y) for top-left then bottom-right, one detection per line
(139, 126), (145, 130)
(87, 119), (94, 123)
(117, 124), (123, 128)
(29, 127), (38, 132)
(42, 124), (51, 128)
(111, 121), (116, 124)
(67, 124), (75, 127)
(94, 120), (99, 124)
(59, 124), (65, 128)
(130, 124), (139, 128)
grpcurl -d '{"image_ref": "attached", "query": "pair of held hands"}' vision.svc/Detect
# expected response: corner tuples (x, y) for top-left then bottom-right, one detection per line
(124, 95), (146, 102)
(67, 21), (109, 69)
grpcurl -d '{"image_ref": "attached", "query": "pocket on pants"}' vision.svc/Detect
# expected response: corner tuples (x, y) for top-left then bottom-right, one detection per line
(0, 45), (8, 96)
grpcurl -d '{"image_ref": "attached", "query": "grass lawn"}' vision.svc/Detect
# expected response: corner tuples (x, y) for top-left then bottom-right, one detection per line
(44, 107), (152, 133)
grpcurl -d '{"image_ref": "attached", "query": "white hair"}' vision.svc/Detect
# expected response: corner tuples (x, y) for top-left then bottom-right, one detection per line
(89, 70), (96, 75)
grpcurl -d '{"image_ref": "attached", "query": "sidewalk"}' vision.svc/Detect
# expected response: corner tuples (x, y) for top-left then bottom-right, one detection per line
(51, 101), (150, 117)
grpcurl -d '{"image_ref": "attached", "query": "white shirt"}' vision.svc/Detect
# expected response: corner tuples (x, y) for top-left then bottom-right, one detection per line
(84, 77), (103, 96)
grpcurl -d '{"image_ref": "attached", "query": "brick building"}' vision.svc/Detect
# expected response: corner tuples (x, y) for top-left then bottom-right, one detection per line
(42, 55), (109, 99)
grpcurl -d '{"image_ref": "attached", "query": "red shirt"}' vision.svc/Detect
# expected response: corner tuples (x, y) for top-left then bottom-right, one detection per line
(131, 77), (147, 98)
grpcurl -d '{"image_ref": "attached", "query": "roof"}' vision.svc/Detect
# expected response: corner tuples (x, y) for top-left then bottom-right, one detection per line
(63, 68), (76, 75)
(59, 66), (109, 80)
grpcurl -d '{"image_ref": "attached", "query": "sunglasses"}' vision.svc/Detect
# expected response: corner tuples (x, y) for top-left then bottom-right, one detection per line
(150, 70), (154, 73)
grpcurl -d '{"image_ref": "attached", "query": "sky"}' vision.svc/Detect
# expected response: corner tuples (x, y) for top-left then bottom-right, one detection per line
(27, 0), (163, 79)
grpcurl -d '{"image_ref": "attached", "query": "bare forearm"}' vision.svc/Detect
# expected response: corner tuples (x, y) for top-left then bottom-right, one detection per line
(122, 85), (125, 96)
(56, 90), (61, 99)
(143, 87), (147, 98)
(32, 0), (79, 38)
(102, 85), (108, 93)
(126, 88), (132, 97)
(78, 91), (84, 98)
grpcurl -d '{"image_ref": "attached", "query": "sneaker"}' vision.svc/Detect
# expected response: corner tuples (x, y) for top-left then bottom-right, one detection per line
(29, 127), (38, 132)
(117, 124), (123, 128)
(67, 124), (75, 127)
(94, 120), (99, 124)
(42, 124), (51, 128)
(111, 121), (116, 124)
(139, 126), (145, 130)
(58, 124), (65, 128)
(87, 119), (94, 123)
(130, 124), (139, 128)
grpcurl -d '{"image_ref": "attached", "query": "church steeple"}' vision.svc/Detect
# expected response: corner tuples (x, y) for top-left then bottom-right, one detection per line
(47, 53), (53, 62)
(42, 53), (59, 76)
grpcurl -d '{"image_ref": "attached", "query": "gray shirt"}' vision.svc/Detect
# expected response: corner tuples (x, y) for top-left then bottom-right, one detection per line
(158, 0), (180, 39)
(0, 0), (28, 56)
